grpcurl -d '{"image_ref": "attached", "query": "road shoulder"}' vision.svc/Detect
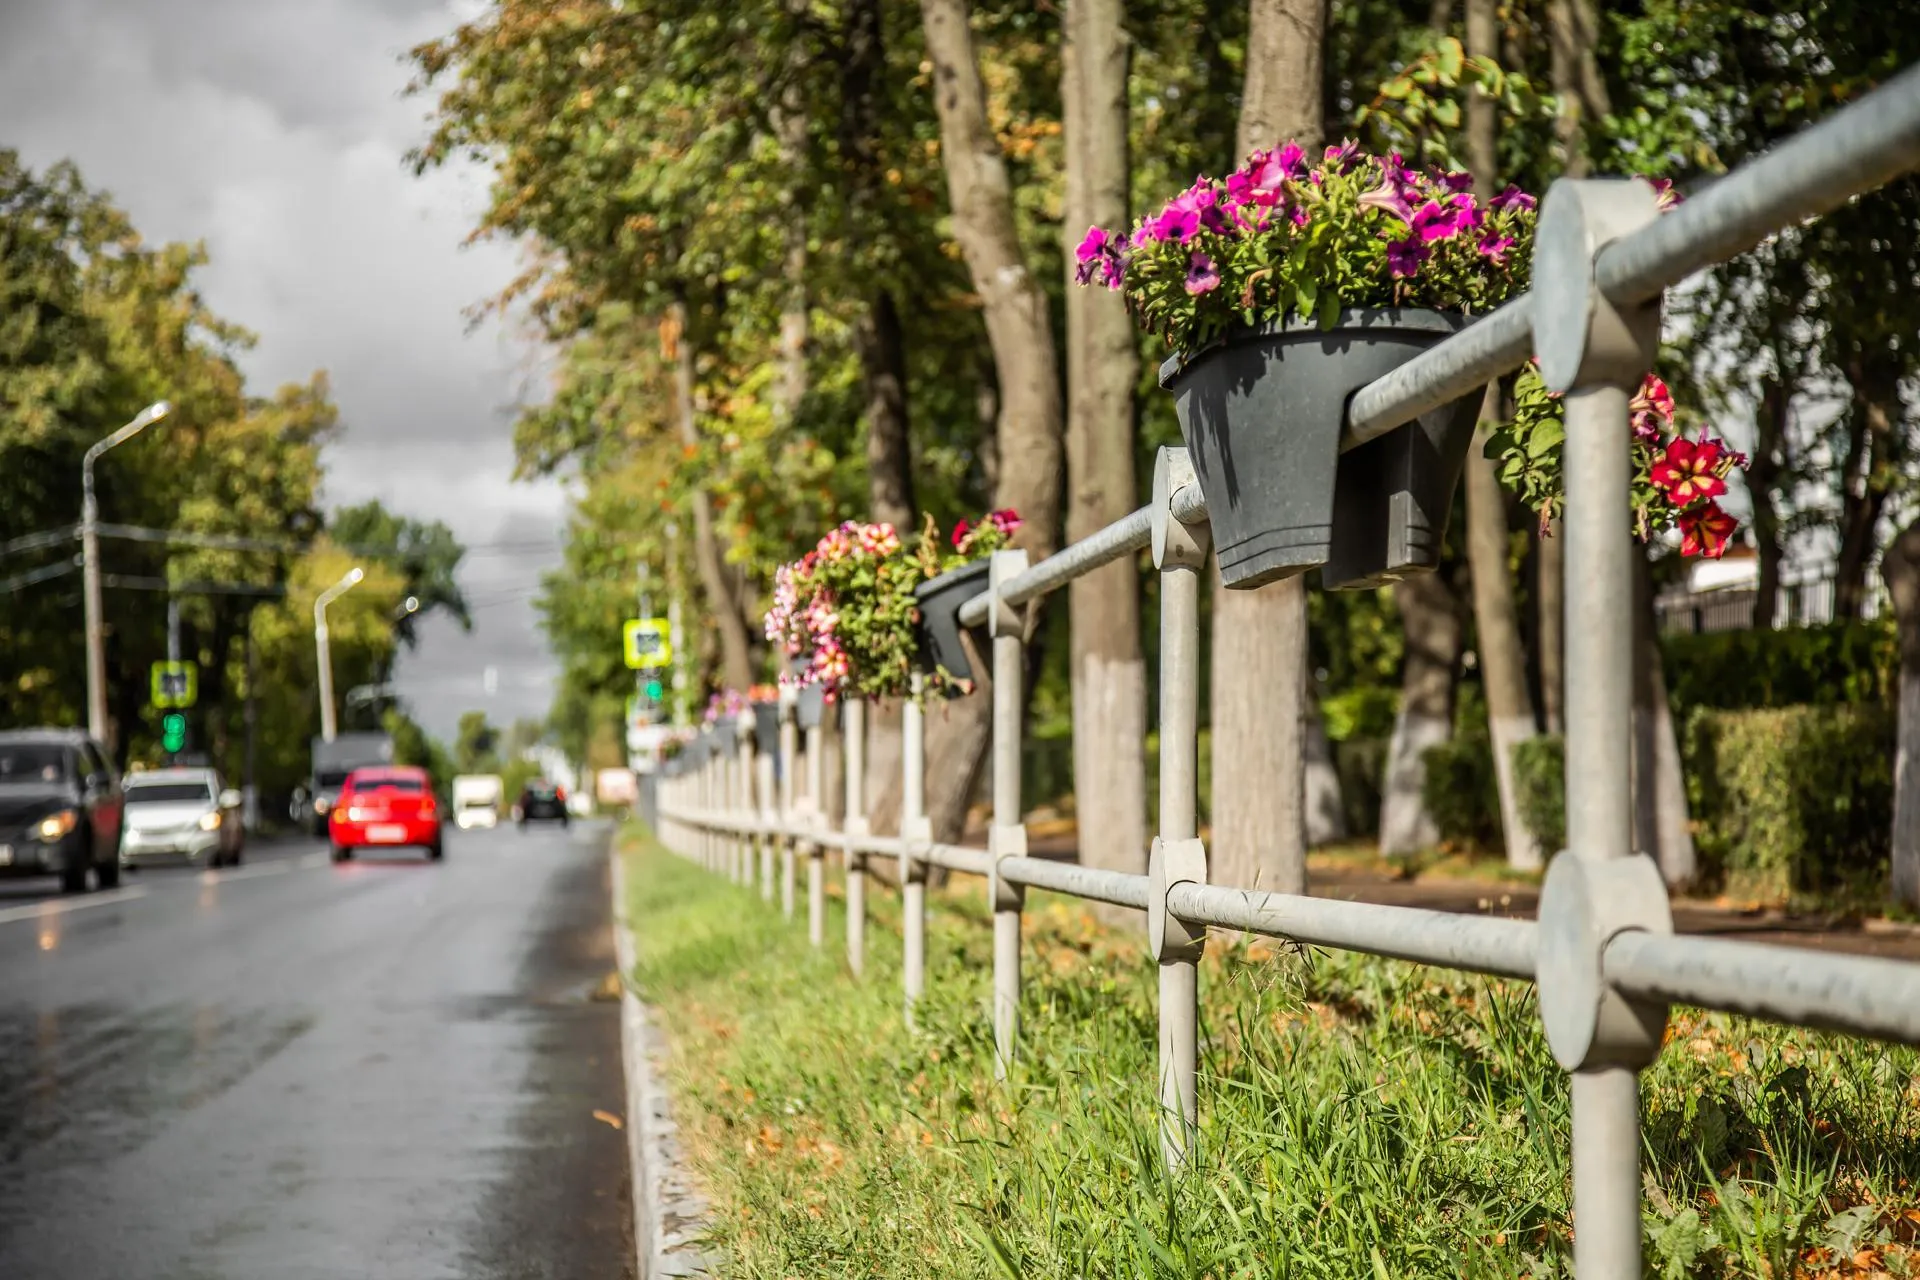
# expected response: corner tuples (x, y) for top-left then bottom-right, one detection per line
(611, 839), (714, 1278)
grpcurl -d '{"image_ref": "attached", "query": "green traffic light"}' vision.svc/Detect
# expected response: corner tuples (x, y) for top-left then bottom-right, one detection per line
(644, 679), (663, 699)
(162, 712), (187, 753)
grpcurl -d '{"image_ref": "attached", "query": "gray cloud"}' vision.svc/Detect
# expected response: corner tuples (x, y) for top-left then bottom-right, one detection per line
(0, 0), (564, 741)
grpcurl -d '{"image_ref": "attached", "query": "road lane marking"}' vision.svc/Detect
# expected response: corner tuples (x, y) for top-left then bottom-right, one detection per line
(0, 886), (149, 926)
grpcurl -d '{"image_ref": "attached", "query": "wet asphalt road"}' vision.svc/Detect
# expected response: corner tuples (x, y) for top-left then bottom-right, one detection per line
(0, 821), (634, 1280)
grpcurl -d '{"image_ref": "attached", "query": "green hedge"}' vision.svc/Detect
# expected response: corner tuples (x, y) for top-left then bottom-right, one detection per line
(1420, 733), (1501, 848)
(1511, 735), (1566, 854)
(1683, 704), (1894, 899)
(1661, 620), (1894, 713)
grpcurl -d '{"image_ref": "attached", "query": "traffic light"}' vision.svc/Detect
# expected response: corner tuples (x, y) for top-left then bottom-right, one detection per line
(644, 678), (663, 701)
(161, 713), (188, 754)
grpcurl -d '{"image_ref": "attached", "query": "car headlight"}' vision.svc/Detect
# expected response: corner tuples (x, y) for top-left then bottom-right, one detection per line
(35, 810), (78, 842)
(313, 797), (328, 813)
(199, 811), (222, 831)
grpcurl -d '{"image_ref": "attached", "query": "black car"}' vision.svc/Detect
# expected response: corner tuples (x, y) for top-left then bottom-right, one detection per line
(517, 780), (569, 827)
(0, 729), (124, 892)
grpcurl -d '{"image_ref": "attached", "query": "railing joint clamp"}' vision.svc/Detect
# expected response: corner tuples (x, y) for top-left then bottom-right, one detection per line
(1149, 836), (1208, 963)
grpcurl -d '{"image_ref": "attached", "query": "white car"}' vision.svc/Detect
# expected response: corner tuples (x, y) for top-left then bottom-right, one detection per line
(451, 774), (503, 830)
(121, 767), (244, 868)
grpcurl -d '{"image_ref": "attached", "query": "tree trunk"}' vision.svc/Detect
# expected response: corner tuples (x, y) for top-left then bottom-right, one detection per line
(1463, 0), (1541, 869)
(917, 0), (1065, 841)
(665, 298), (755, 692)
(1631, 550), (1695, 887)
(1835, 356), (1897, 621)
(856, 291), (915, 531)
(1304, 687), (1347, 845)
(1751, 354), (1791, 629)
(1882, 520), (1920, 907)
(1209, 0), (1326, 896)
(1380, 570), (1461, 856)
(1466, 390), (1542, 869)
(1062, 0), (1148, 880)
(1537, 522), (1564, 731)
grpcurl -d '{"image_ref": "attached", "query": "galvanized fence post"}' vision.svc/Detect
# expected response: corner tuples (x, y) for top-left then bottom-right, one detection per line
(987, 549), (1030, 1077)
(842, 697), (869, 976)
(1148, 447), (1210, 1170)
(900, 674), (929, 1028)
(806, 718), (827, 948)
(1532, 178), (1675, 1280)
(779, 689), (798, 919)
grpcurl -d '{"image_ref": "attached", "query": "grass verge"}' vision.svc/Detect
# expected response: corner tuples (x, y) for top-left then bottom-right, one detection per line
(622, 831), (1920, 1278)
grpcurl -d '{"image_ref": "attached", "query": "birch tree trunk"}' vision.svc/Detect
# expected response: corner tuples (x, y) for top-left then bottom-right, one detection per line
(917, 0), (1065, 841)
(665, 298), (755, 692)
(1463, 0), (1540, 869)
(1882, 520), (1920, 907)
(1063, 0), (1148, 879)
(1207, 0), (1325, 896)
(1380, 570), (1461, 856)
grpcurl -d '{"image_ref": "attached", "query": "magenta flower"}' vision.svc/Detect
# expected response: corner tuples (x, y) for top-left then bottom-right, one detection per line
(1645, 177), (1683, 211)
(1228, 147), (1297, 209)
(1184, 251), (1221, 295)
(1408, 201), (1465, 243)
(1386, 238), (1428, 278)
(1430, 169), (1473, 195)
(1490, 185), (1537, 212)
(1477, 229), (1516, 264)
(1322, 139), (1362, 173)
(1359, 165), (1421, 224)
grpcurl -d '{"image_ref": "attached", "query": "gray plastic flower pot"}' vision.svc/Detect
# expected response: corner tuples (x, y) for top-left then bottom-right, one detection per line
(913, 559), (991, 687)
(753, 703), (779, 756)
(1158, 308), (1478, 590)
(796, 682), (826, 729)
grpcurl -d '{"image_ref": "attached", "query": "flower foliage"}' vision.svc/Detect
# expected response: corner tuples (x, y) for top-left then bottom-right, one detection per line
(1487, 366), (1750, 558)
(765, 510), (1021, 700)
(1074, 140), (1537, 355)
(703, 687), (750, 725)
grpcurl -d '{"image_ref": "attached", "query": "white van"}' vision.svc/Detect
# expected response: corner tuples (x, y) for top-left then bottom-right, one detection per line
(451, 774), (504, 830)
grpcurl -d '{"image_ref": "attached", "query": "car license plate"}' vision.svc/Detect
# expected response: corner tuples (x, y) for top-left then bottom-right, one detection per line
(367, 824), (408, 844)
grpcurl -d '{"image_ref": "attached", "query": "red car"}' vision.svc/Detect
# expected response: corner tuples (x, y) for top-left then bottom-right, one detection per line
(328, 766), (444, 863)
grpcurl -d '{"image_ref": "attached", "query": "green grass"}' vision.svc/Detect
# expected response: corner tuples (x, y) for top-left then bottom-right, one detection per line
(623, 832), (1920, 1278)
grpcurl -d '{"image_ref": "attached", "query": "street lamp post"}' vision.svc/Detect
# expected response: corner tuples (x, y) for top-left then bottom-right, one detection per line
(314, 567), (365, 743)
(83, 401), (171, 746)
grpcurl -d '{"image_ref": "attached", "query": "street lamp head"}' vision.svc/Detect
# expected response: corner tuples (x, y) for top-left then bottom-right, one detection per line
(404, 595), (420, 613)
(345, 566), (365, 586)
(142, 400), (172, 426)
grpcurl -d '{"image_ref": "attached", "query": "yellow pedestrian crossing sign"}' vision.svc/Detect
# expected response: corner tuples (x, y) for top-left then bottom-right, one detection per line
(151, 661), (198, 709)
(623, 618), (671, 670)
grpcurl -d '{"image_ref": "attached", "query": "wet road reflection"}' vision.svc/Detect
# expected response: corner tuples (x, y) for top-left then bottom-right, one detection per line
(0, 825), (633, 1279)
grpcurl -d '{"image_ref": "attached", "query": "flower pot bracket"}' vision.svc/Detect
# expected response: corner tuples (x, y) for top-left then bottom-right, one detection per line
(752, 703), (779, 757)
(987, 549), (1031, 640)
(796, 682), (826, 730)
(1160, 310), (1477, 591)
(913, 558), (992, 686)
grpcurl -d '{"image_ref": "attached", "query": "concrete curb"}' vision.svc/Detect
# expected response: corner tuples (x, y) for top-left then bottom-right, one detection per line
(611, 846), (714, 1278)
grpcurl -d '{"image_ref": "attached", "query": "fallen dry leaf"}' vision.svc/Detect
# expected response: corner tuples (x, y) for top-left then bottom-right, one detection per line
(592, 1109), (625, 1130)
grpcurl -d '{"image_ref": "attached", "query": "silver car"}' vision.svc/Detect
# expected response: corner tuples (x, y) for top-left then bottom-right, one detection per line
(120, 768), (244, 868)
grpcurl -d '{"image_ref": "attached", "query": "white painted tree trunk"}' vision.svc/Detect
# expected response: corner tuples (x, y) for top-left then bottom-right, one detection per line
(1304, 689), (1347, 846)
(1894, 673), (1920, 906)
(1380, 572), (1461, 857)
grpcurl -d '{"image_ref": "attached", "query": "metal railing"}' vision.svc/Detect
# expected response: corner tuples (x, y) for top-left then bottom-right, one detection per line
(654, 64), (1920, 1279)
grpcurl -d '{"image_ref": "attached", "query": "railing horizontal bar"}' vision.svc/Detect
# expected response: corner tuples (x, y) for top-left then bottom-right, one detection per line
(1344, 299), (1533, 449)
(999, 856), (1152, 911)
(955, 484), (1208, 627)
(1166, 883), (1538, 980)
(1346, 64), (1920, 448)
(924, 842), (993, 877)
(841, 832), (903, 858)
(1605, 931), (1920, 1046)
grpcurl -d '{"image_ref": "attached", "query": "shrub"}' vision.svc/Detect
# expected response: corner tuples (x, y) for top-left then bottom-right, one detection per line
(1683, 704), (1894, 900)
(1333, 735), (1388, 838)
(1420, 733), (1500, 848)
(1661, 620), (1895, 715)
(1510, 735), (1566, 855)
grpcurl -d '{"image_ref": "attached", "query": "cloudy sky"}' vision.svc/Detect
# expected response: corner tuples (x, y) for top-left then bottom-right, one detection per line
(0, 0), (564, 739)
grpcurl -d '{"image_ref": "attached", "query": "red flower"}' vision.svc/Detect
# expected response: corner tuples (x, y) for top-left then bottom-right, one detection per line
(1649, 436), (1729, 507)
(1679, 502), (1738, 559)
(951, 519), (971, 549)
(1630, 374), (1676, 442)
